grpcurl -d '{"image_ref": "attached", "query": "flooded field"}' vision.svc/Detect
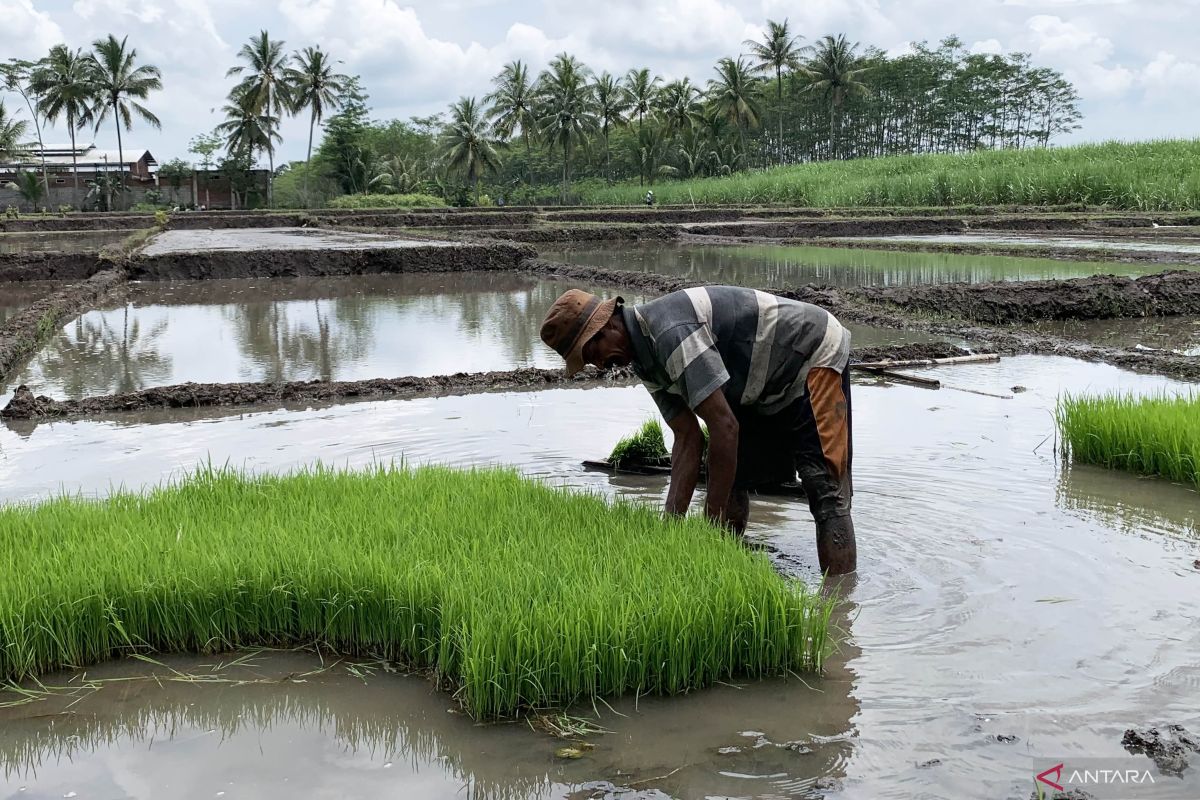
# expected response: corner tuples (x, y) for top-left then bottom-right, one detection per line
(842, 232), (1200, 254)
(1019, 315), (1200, 356)
(0, 273), (939, 403)
(1, 355), (1197, 798)
(0, 230), (132, 254)
(0, 281), (63, 324)
(541, 241), (1157, 287)
(140, 227), (456, 255)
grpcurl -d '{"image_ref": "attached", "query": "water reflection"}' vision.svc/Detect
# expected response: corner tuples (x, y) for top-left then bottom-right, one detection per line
(1019, 315), (1200, 357)
(0, 282), (64, 325)
(1, 275), (644, 402)
(1057, 462), (1199, 540)
(542, 242), (1166, 287)
(0, 230), (131, 254)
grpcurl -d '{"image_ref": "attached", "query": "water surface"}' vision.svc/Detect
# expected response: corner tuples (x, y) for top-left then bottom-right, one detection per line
(1017, 315), (1200, 357)
(541, 241), (1163, 287)
(0, 281), (63, 324)
(841, 232), (1200, 254)
(0, 230), (131, 254)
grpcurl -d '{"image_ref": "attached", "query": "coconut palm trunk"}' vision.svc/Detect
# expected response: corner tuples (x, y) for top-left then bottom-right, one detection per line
(561, 139), (569, 204)
(776, 66), (784, 164)
(112, 108), (125, 210)
(304, 107), (316, 207)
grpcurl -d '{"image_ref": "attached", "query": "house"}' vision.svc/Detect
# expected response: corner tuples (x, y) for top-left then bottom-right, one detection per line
(0, 142), (157, 185)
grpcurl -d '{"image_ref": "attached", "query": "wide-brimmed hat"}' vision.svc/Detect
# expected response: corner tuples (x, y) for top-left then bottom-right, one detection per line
(540, 289), (621, 376)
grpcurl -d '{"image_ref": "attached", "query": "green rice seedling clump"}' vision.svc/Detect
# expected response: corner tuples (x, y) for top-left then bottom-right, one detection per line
(1057, 391), (1200, 487)
(578, 139), (1200, 210)
(608, 419), (669, 467)
(0, 465), (835, 718)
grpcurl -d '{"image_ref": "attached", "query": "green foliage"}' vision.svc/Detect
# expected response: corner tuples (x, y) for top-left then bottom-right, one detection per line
(5, 170), (45, 207)
(325, 193), (445, 209)
(1057, 392), (1199, 487)
(0, 465), (834, 718)
(577, 139), (1200, 210)
(316, 76), (374, 195)
(609, 419), (670, 467)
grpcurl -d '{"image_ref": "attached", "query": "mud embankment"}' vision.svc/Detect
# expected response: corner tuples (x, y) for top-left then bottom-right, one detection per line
(0, 366), (641, 419)
(0, 252), (105, 281)
(0, 269), (127, 381)
(520, 258), (699, 294)
(478, 224), (680, 244)
(857, 270), (1200, 323)
(130, 242), (535, 280)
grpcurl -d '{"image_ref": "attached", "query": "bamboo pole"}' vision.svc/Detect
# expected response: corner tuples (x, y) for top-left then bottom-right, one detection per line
(851, 353), (1000, 370)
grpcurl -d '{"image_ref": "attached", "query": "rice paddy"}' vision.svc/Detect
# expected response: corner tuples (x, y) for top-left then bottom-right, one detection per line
(0, 464), (834, 719)
(1057, 392), (1200, 487)
(608, 418), (669, 467)
(578, 139), (1200, 210)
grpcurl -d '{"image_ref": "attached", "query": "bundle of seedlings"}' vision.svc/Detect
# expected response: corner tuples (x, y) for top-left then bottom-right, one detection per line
(0, 464), (835, 719)
(606, 419), (710, 471)
(1057, 392), (1199, 487)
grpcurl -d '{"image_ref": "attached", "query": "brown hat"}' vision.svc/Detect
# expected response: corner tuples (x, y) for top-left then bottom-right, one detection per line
(540, 289), (621, 376)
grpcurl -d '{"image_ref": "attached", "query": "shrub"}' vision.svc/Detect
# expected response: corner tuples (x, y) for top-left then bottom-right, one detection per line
(326, 193), (447, 209)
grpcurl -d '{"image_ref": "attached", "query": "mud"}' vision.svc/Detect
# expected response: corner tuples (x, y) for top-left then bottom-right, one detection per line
(0, 269), (126, 382)
(0, 252), (104, 281)
(130, 241), (535, 280)
(1121, 725), (1200, 776)
(855, 270), (1200, 323)
(521, 258), (699, 294)
(3, 341), (976, 420)
(0, 365), (643, 418)
(479, 223), (680, 244)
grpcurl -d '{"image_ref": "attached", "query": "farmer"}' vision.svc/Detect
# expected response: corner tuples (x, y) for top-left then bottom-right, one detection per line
(540, 287), (857, 575)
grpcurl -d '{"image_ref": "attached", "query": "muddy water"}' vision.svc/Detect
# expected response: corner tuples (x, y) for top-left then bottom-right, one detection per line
(0, 230), (131, 254)
(0, 281), (64, 324)
(843, 232), (1200, 254)
(2, 355), (1198, 798)
(0, 274), (937, 403)
(541, 241), (1156, 288)
(141, 226), (455, 255)
(1017, 316), (1200, 357)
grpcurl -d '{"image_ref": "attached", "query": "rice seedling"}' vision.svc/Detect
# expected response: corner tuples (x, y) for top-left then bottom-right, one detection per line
(579, 139), (1200, 210)
(608, 418), (669, 467)
(1057, 392), (1200, 487)
(0, 464), (835, 718)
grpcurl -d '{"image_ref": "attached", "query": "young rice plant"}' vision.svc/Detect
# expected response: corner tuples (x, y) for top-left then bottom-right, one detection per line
(1057, 391), (1199, 487)
(0, 465), (835, 718)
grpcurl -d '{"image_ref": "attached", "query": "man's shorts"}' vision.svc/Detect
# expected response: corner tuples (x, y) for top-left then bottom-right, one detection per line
(731, 366), (853, 523)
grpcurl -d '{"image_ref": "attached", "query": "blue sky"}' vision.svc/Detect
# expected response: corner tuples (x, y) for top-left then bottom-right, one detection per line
(3, 0), (1197, 164)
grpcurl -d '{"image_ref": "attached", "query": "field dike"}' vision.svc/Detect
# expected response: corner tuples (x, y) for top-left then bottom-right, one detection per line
(129, 241), (534, 280)
(0, 252), (105, 282)
(0, 344), (975, 420)
(0, 269), (127, 382)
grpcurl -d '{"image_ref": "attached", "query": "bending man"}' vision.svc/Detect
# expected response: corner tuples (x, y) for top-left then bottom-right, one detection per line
(540, 286), (856, 575)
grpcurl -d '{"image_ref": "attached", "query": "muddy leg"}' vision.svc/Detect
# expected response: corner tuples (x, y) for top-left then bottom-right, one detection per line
(726, 488), (750, 535)
(816, 515), (857, 576)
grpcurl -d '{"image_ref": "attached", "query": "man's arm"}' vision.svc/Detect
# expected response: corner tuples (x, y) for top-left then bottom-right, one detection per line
(693, 388), (739, 527)
(664, 408), (703, 516)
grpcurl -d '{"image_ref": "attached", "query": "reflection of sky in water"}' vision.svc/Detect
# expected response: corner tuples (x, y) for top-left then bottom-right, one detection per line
(844, 232), (1200, 253)
(541, 241), (1169, 287)
(0, 355), (1198, 800)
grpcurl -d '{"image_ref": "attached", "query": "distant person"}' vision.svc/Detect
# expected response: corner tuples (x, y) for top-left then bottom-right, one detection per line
(644, 190), (655, 206)
(539, 287), (857, 575)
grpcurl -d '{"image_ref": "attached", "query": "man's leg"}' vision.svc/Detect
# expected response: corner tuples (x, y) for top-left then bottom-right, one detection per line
(726, 488), (751, 535)
(795, 366), (857, 575)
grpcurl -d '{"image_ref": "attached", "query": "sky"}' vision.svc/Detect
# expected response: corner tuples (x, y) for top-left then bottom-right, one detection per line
(2, 0), (1197, 165)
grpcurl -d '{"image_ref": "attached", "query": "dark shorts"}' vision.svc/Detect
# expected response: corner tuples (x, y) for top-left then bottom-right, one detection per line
(732, 366), (853, 523)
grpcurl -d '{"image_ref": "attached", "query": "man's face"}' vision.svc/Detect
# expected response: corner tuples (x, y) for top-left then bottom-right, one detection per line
(582, 319), (632, 370)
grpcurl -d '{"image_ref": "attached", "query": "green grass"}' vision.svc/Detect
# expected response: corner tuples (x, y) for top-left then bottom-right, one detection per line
(0, 465), (834, 718)
(1057, 392), (1200, 487)
(579, 139), (1200, 210)
(326, 193), (448, 209)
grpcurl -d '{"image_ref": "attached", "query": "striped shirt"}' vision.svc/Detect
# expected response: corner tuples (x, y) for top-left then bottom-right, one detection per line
(622, 286), (850, 421)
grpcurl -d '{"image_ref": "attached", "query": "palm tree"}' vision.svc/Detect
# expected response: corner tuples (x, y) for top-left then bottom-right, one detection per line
(369, 154), (425, 195)
(2, 59), (51, 197)
(744, 19), (805, 164)
(85, 35), (162, 211)
(630, 123), (675, 186)
(5, 169), (46, 210)
(227, 31), (291, 206)
(216, 86), (280, 207)
(623, 68), (661, 131)
(803, 34), (870, 159)
(537, 54), (597, 203)
(439, 96), (501, 205)
(283, 46), (348, 207)
(707, 57), (763, 159)
(0, 100), (29, 162)
(32, 45), (94, 209)
(658, 78), (703, 135)
(484, 60), (537, 188)
(592, 71), (629, 184)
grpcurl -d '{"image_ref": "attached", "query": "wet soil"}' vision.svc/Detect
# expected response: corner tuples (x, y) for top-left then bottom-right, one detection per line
(0, 252), (104, 281)
(476, 223), (681, 243)
(1122, 726), (1200, 776)
(0, 269), (126, 382)
(0, 365), (640, 419)
(131, 241), (534, 280)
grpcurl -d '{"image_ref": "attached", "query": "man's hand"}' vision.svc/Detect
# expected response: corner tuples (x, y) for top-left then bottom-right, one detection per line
(694, 389), (738, 527)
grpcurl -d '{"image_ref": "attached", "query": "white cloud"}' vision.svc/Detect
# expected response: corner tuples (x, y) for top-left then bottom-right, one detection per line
(1139, 51), (1200, 96)
(969, 38), (1004, 55)
(1025, 14), (1132, 96)
(0, 0), (65, 57)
